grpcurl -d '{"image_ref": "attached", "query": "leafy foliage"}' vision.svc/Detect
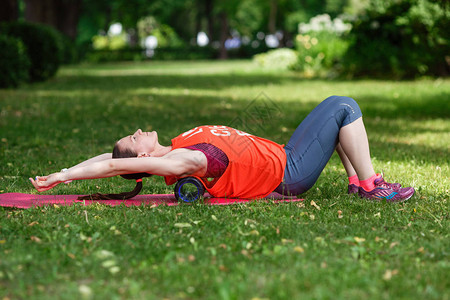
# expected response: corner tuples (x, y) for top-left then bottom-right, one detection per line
(294, 31), (350, 77)
(92, 34), (127, 50)
(343, 0), (450, 78)
(290, 14), (351, 77)
(0, 35), (30, 88)
(85, 46), (217, 63)
(253, 48), (298, 70)
(0, 21), (63, 82)
(56, 33), (79, 65)
(137, 16), (184, 48)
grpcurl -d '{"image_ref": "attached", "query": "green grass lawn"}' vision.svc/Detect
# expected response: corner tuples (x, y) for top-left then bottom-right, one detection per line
(0, 60), (449, 299)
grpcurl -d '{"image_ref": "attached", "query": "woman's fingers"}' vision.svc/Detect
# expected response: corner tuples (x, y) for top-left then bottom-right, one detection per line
(29, 177), (44, 191)
(29, 176), (58, 192)
(29, 177), (46, 192)
(36, 175), (48, 181)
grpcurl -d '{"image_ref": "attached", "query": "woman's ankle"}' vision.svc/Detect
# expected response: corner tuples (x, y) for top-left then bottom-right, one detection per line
(348, 174), (359, 186)
(359, 174), (377, 191)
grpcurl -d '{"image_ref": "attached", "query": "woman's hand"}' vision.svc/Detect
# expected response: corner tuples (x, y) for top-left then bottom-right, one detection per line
(29, 172), (63, 192)
(28, 153), (115, 193)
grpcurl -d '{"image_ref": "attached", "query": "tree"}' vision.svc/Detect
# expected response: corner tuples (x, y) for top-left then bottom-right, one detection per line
(23, 0), (82, 40)
(0, 0), (19, 22)
(268, 0), (278, 34)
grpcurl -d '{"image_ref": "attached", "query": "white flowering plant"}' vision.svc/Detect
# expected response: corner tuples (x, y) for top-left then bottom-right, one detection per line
(253, 48), (298, 70)
(293, 14), (352, 77)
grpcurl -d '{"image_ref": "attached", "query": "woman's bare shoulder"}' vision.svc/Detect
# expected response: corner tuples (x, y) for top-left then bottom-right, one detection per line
(164, 147), (203, 156)
(161, 148), (207, 176)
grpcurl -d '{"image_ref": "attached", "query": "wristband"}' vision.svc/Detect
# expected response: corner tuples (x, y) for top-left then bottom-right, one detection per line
(61, 168), (73, 184)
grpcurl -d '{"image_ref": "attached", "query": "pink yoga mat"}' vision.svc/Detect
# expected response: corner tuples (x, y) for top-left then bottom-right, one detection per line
(0, 193), (303, 209)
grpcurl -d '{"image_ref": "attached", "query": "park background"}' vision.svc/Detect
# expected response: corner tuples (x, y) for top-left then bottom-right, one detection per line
(0, 0), (449, 85)
(1, 0), (449, 299)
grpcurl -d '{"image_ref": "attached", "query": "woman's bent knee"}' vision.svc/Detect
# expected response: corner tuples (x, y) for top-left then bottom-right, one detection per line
(324, 95), (358, 109)
(323, 96), (362, 127)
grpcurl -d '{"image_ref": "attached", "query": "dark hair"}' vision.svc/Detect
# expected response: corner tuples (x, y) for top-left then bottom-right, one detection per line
(77, 142), (153, 200)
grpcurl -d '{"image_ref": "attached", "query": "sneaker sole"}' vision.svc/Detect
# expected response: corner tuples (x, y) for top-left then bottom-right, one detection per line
(360, 188), (415, 203)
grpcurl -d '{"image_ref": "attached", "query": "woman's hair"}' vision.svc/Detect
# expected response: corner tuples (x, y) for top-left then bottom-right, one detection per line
(77, 142), (153, 200)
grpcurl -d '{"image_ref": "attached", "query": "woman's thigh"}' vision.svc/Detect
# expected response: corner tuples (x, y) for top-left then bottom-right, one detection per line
(277, 95), (362, 195)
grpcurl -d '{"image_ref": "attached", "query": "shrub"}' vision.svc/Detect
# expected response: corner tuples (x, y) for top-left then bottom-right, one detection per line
(137, 16), (184, 48)
(294, 14), (351, 77)
(151, 25), (184, 48)
(253, 48), (298, 70)
(85, 48), (144, 63)
(85, 46), (217, 63)
(0, 21), (63, 82)
(57, 33), (79, 64)
(343, 0), (450, 78)
(152, 46), (216, 60)
(92, 34), (128, 50)
(0, 35), (30, 88)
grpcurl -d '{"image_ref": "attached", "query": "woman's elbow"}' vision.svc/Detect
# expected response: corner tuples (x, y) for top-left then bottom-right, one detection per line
(107, 160), (123, 175)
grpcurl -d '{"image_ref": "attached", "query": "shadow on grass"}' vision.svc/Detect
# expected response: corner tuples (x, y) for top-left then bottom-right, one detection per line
(357, 94), (450, 120)
(42, 72), (450, 120)
(45, 73), (300, 91)
(5, 87), (447, 166)
(368, 140), (448, 165)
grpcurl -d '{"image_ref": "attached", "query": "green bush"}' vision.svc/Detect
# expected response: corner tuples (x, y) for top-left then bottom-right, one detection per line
(92, 34), (128, 50)
(227, 43), (271, 59)
(293, 14), (351, 77)
(0, 21), (63, 82)
(137, 16), (185, 48)
(153, 46), (216, 60)
(253, 48), (298, 70)
(0, 35), (30, 88)
(85, 48), (144, 63)
(85, 46), (217, 63)
(151, 25), (185, 48)
(294, 31), (350, 77)
(343, 0), (450, 78)
(57, 33), (79, 64)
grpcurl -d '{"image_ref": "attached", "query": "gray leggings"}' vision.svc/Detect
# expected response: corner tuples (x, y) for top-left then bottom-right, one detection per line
(275, 96), (363, 195)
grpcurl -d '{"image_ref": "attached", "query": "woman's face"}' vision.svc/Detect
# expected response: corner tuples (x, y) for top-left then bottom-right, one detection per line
(117, 129), (159, 156)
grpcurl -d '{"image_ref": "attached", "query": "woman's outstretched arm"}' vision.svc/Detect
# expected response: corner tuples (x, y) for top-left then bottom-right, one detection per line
(28, 153), (112, 192)
(30, 151), (206, 192)
(67, 153), (112, 170)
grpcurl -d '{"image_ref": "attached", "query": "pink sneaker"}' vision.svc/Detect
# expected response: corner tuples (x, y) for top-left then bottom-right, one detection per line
(376, 175), (402, 190)
(348, 184), (359, 194)
(358, 177), (414, 202)
(348, 174), (402, 195)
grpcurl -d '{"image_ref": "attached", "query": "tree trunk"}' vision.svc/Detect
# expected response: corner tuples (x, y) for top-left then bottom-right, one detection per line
(24, 0), (82, 40)
(103, 4), (111, 32)
(24, 0), (56, 26)
(0, 0), (18, 22)
(57, 0), (82, 40)
(268, 0), (277, 34)
(194, 0), (202, 44)
(205, 0), (214, 41)
(219, 12), (228, 59)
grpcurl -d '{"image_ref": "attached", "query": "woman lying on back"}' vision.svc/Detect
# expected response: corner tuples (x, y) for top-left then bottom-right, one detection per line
(30, 96), (415, 202)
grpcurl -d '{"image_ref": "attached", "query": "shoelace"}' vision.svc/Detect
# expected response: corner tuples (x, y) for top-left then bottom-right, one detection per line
(374, 176), (400, 189)
(375, 177), (389, 188)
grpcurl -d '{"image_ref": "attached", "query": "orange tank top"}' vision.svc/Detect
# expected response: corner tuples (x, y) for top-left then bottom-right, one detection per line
(164, 125), (286, 199)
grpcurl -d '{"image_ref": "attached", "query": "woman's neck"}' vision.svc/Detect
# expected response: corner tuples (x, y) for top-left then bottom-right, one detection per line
(152, 145), (173, 157)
